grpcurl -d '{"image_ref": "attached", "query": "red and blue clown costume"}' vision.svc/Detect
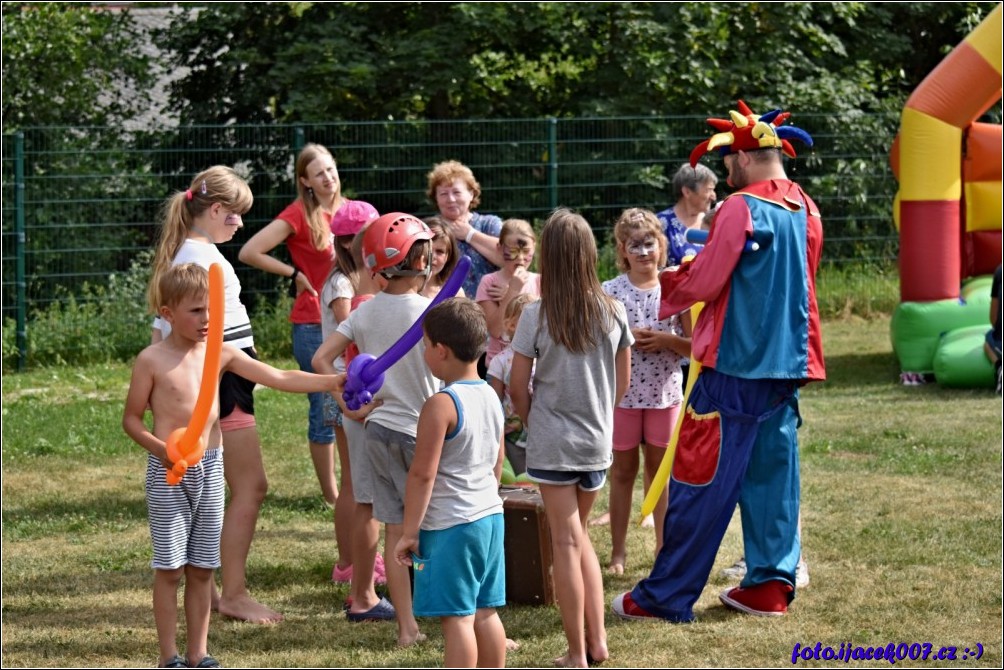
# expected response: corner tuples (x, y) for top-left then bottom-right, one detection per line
(625, 101), (825, 622)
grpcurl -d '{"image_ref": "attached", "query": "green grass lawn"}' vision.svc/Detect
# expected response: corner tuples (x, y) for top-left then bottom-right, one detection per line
(2, 316), (1001, 668)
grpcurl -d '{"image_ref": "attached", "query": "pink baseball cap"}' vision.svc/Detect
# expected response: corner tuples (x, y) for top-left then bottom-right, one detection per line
(331, 200), (379, 236)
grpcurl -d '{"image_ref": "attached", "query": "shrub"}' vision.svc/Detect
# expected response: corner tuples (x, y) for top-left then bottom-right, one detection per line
(2, 251), (153, 371)
(249, 287), (294, 361)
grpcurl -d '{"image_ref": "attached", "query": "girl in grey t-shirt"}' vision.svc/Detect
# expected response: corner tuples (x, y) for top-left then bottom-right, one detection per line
(509, 209), (633, 668)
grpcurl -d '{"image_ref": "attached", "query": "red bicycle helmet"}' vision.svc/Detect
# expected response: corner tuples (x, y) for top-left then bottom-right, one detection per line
(362, 212), (434, 275)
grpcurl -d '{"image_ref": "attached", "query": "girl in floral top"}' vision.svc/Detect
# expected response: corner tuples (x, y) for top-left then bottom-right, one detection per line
(600, 208), (691, 575)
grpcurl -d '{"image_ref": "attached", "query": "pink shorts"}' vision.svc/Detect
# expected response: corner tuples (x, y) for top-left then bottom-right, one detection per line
(220, 405), (256, 432)
(612, 405), (681, 451)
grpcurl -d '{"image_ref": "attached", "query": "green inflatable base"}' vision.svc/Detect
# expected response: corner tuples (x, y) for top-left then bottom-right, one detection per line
(891, 276), (993, 374)
(932, 324), (995, 388)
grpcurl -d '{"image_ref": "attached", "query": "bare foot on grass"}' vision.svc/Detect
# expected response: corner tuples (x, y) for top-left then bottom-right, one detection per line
(589, 512), (610, 526)
(554, 653), (588, 668)
(218, 593), (284, 624)
(398, 632), (427, 647)
(555, 646), (607, 668)
(607, 552), (626, 575)
(506, 638), (521, 652)
(587, 641), (609, 665)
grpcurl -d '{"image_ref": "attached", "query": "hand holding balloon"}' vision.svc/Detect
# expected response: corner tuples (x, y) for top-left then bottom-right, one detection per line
(165, 263), (224, 485)
(685, 228), (759, 253)
(165, 426), (207, 485)
(343, 256), (471, 411)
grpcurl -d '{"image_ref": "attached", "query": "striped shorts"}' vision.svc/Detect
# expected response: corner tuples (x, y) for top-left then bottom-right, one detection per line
(145, 448), (225, 570)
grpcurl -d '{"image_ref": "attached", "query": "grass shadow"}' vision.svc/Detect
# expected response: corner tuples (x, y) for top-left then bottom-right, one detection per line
(817, 351), (901, 389)
(2, 493), (148, 539)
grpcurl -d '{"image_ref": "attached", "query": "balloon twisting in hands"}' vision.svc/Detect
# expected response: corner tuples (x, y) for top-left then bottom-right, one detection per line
(343, 212), (472, 411)
(343, 256), (471, 410)
(166, 263), (225, 485)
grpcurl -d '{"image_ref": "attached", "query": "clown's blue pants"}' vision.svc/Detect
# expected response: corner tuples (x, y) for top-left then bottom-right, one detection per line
(630, 368), (801, 622)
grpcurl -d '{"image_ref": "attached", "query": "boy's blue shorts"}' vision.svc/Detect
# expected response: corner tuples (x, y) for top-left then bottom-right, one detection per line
(412, 513), (506, 617)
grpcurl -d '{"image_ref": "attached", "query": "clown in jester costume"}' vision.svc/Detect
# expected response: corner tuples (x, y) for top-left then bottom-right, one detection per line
(612, 101), (825, 622)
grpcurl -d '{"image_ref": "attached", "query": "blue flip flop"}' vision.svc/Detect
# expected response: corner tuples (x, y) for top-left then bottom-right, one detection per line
(346, 596), (396, 622)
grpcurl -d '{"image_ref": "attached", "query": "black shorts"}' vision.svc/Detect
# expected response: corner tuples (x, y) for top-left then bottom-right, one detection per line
(219, 347), (257, 419)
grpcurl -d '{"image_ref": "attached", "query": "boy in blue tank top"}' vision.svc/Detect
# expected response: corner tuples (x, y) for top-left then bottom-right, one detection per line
(394, 297), (508, 668)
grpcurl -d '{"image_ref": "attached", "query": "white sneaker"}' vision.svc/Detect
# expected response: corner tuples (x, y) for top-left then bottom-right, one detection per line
(795, 557), (810, 588)
(721, 557), (747, 579)
(722, 556), (808, 586)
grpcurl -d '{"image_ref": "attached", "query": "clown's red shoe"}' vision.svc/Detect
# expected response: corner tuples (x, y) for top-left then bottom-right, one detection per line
(611, 591), (659, 621)
(719, 580), (793, 617)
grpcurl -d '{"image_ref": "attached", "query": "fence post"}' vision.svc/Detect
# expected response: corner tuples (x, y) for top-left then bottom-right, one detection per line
(547, 117), (558, 210)
(14, 132), (26, 371)
(294, 126), (305, 153)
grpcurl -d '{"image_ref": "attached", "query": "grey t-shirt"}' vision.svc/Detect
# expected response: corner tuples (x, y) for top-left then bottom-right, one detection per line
(510, 300), (633, 471)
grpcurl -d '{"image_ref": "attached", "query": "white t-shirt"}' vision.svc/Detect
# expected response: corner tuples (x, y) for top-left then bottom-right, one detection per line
(320, 270), (354, 374)
(152, 239), (254, 349)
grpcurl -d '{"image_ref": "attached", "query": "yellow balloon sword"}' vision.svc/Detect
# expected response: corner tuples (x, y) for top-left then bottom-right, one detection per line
(639, 301), (704, 521)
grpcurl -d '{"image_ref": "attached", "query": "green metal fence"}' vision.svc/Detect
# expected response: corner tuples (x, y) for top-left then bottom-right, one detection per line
(2, 113), (901, 368)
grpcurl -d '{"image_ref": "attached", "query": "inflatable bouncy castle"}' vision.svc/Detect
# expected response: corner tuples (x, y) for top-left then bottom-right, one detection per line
(890, 4), (1002, 388)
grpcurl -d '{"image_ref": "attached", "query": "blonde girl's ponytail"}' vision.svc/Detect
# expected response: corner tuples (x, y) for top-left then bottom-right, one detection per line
(147, 166), (253, 313)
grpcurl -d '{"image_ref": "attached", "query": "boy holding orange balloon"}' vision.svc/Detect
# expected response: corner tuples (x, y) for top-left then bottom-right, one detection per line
(123, 263), (341, 669)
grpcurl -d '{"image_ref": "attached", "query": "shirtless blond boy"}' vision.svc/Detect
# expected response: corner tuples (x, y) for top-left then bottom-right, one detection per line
(123, 263), (339, 669)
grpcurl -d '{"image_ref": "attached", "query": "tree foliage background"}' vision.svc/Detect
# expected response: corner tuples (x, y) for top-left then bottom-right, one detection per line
(153, 2), (998, 124)
(2, 2), (1001, 367)
(3, 1), (997, 139)
(2, 1), (1000, 312)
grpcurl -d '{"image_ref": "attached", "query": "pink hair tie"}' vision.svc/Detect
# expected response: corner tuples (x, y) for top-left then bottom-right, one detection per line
(185, 188), (194, 201)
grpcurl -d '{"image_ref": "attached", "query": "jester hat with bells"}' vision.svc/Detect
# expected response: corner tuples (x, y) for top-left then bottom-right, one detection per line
(688, 100), (814, 168)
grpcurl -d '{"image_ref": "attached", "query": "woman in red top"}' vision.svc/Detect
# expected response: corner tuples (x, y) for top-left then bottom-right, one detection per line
(239, 143), (346, 551)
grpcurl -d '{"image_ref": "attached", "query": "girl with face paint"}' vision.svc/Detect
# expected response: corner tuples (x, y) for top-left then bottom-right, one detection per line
(599, 208), (691, 576)
(475, 219), (542, 368)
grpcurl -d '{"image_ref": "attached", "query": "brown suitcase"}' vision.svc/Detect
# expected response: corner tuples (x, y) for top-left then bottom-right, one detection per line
(499, 485), (555, 605)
